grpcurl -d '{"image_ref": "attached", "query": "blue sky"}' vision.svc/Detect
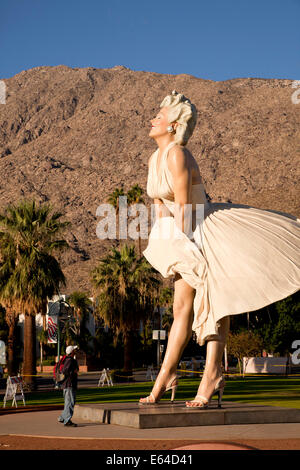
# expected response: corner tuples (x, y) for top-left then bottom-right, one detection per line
(1, 0), (299, 81)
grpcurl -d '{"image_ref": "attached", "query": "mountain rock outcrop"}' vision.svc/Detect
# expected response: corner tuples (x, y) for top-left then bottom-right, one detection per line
(0, 65), (299, 293)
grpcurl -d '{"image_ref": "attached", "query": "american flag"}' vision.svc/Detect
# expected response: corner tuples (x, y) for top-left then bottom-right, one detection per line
(48, 316), (58, 343)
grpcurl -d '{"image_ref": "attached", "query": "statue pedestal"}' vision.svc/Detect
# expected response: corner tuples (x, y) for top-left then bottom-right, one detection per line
(73, 400), (300, 429)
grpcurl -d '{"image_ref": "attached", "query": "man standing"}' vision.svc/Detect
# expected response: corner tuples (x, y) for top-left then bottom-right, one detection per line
(57, 345), (79, 427)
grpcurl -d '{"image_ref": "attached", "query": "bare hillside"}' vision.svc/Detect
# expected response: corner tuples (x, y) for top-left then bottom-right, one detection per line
(0, 65), (299, 293)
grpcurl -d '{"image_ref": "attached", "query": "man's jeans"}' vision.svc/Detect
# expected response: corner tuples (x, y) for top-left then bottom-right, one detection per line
(58, 387), (76, 424)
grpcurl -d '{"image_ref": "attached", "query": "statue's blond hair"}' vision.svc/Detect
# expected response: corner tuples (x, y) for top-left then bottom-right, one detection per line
(160, 90), (197, 146)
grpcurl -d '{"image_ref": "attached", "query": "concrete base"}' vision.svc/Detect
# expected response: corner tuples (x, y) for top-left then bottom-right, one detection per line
(73, 401), (300, 429)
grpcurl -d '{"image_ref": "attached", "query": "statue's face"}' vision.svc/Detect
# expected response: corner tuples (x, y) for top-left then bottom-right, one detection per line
(149, 106), (172, 138)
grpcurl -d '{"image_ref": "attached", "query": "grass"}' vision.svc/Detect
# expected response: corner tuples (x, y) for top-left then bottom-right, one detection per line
(4, 376), (300, 409)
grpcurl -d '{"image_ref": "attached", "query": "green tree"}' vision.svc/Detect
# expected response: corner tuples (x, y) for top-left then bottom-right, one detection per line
(254, 292), (300, 355)
(127, 184), (145, 258)
(0, 199), (70, 388)
(106, 185), (125, 247)
(91, 243), (160, 373)
(227, 329), (264, 376)
(0, 304), (8, 344)
(66, 291), (93, 353)
(160, 287), (174, 333)
(0, 229), (19, 375)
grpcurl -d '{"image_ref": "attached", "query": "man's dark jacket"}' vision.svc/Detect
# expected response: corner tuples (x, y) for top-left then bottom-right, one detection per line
(61, 356), (79, 390)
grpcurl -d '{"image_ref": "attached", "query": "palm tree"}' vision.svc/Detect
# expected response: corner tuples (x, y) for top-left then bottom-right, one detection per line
(127, 184), (145, 258)
(0, 199), (70, 388)
(66, 291), (93, 352)
(107, 185), (126, 247)
(91, 243), (160, 373)
(0, 226), (19, 375)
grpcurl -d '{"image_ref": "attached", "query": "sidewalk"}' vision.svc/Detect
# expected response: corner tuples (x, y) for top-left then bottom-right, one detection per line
(1, 409), (300, 450)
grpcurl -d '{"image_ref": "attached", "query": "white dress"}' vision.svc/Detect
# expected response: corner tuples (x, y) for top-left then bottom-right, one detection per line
(142, 141), (300, 345)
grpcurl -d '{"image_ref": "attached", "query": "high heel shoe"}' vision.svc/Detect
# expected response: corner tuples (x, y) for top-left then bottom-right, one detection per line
(185, 375), (225, 409)
(139, 376), (178, 405)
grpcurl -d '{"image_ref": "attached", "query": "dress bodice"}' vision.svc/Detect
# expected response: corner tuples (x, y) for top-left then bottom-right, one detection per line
(146, 141), (210, 217)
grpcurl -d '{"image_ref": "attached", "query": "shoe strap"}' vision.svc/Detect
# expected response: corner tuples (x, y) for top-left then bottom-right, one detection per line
(147, 392), (156, 403)
(194, 394), (209, 405)
(166, 376), (178, 389)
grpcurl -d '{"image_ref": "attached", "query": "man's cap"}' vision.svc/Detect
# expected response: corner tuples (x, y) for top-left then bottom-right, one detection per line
(66, 345), (78, 355)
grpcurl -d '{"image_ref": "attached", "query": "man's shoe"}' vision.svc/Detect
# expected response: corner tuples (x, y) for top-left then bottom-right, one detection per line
(64, 420), (77, 427)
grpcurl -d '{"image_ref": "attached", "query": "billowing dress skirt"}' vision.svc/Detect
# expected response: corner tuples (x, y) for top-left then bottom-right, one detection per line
(144, 143), (300, 345)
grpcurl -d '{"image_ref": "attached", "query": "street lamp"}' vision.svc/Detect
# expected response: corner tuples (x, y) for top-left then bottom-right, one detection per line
(47, 295), (72, 362)
(152, 330), (166, 367)
(56, 296), (73, 363)
(47, 295), (73, 389)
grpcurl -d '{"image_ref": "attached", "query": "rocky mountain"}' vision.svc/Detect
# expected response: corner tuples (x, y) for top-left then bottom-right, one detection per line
(0, 65), (299, 294)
